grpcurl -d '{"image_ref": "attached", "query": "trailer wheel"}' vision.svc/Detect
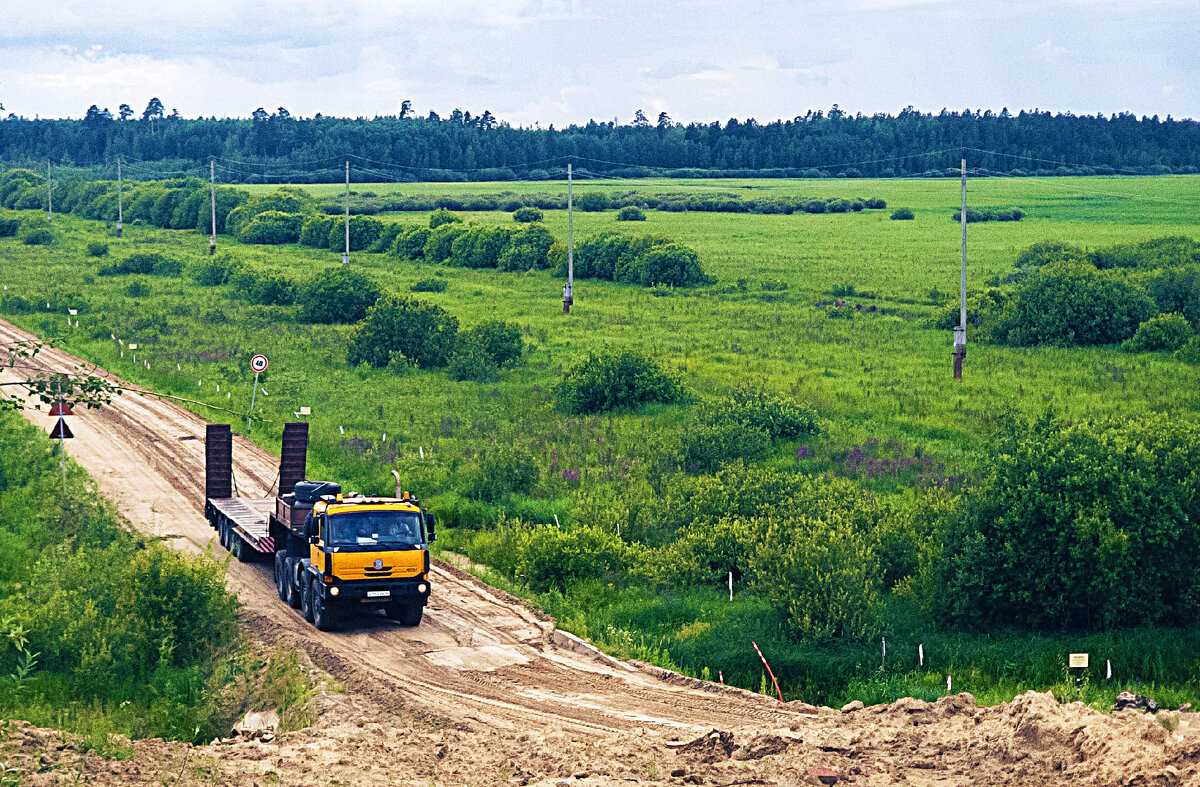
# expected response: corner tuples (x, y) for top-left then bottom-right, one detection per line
(284, 558), (302, 608)
(273, 552), (287, 601)
(386, 601), (423, 626)
(311, 578), (337, 632)
(300, 575), (314, 622)
(233, 532), (253, 562)
(218, 520), (228, 549)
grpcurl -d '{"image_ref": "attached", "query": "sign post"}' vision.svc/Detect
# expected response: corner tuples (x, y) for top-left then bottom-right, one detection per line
(1068, 652), (1089, 697)
(248, 354), (268, 428)
(49, 383), (74, 504)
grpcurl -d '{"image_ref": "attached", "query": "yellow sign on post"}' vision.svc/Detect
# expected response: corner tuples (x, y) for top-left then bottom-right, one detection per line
(1069, 653), (1089, 669)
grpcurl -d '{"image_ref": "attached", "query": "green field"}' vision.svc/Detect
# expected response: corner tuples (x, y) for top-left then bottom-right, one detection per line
(3, 175), (1199, 707)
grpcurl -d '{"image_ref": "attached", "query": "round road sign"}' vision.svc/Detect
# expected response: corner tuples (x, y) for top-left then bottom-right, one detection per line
(251, 354), (269, 373)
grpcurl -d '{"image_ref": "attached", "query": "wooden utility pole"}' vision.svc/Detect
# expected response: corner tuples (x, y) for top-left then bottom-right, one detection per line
(116, 157), (123, 237)
(564, 161), (574, 313)
(210, 159), (218, 255)
(46, 160), (52, 221)
(343, 161), (351, 265)
(954, 155), (967, 379)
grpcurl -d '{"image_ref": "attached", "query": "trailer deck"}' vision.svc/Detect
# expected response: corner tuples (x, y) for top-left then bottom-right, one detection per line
(206, 496), (276, 554)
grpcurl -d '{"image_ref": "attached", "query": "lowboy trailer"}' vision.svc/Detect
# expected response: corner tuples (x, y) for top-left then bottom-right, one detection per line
(204, 422), (436, 630)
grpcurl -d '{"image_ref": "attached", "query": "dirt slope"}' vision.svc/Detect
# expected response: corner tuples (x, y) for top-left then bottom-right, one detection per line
(3, 317), (1198, 786)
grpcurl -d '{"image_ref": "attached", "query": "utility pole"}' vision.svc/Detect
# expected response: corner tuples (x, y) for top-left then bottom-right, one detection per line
(116, 157), (123, 237)
(953, 155), (967, 380)
(564, 160), (574, 313)
(46, 160), (52, 222)
(209, 159), (217, 255)
(343, 161), (351, 265)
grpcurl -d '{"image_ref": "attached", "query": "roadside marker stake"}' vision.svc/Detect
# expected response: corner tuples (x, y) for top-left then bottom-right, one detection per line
(947, 675), (952, 694)
(919, 644), (924, 667)
(882, 637), (887, 666)
(1107, 659), (1112, 680)
(419, 446), (424, 459)
(339, 425), (344, 434)
(553, 514), (560, 529)
(751, 641), (784, 702)
(728, 571), (733, 601)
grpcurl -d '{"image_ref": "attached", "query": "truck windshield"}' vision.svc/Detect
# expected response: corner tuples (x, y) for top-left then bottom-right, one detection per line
(327, 511), (424, 548)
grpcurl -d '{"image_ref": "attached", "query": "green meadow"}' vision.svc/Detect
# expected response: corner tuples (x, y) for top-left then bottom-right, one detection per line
(2, 175), (1199, 707)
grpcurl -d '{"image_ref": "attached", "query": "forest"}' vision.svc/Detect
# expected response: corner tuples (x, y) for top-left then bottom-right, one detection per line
(2, 103), (1199, 181)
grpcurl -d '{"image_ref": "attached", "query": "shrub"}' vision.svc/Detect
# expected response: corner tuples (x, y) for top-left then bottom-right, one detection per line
(749, 511), (882, 640)
(325, 215), (383, 252)
(473, 519), (631, 592)
(701, 384), (820, 439)
(616, 206), (647, 221)
(621, 242), (711, 287)
(447, 338), (498, 382)
(459, 320), (524, 367)
(864, 198), (887, 209)
(231, 270), (296, 306)
(393, 226), (432, 259)
(412, 277), (447, 293)
(512, 207), (543, 223)
(555, 351), (683, 414)
(999, 261), (1156, 346)
(890, 208), (914, 220)
(98, 253), (181, 277)
(124, 281), (150, 298)
(429, 207), (461, 229)
(238, 211), (305, 244)
(85, 241), (109, 257)
(298, 267), (382, 324)
(0, 217), (20, 236)
(1016, 240), (1087, 269)
(497, 224), (554, 271)
(761, 280), (788, 292)
(299, 216), (338, 248)
(1122, 313), (1194, 352)
(18, 225), (53, 245)
(935, 412), (1200, 631)
(1176, 336), (1200, 364)
(682, 421), (771, 474)
(423, 223), (469, 263)
(465, 447), (538, 502)
(576, 192), (609, 212)
(346, 295), (458, 368)
(190, 254), (239, 286)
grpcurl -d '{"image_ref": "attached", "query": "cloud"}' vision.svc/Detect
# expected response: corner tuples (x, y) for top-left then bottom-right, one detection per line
(1035, 39), (1067, 62)
(642, 60), (719, 80)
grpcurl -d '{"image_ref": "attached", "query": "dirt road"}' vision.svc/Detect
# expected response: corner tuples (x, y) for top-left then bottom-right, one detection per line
(3, 317), (1198, 786)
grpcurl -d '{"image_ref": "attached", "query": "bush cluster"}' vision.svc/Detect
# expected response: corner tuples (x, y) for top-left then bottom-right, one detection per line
(889, 208), (914, 220)
(98, 252), (182, 277)
(1122, 312), (1194, 352)
(550, 232), (712, 287)
(472, 519), (633, 592)
(935, 412), (1200, 630)
(298, 267), (381, 323)
(0, 215), (21, 236)
(231, 269), (296, 305)
(347, 294), (458, 368)
(449, 321), (525, 382)
(512, 207), (543, 222)
(85, 241), (109, 257)
(951, 207), (1025, 222)
(411, 277), (447, 293)
(555, 351), (683, 414)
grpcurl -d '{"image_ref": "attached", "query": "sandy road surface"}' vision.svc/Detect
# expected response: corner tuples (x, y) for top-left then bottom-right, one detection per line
(4, 316), (1200, 786)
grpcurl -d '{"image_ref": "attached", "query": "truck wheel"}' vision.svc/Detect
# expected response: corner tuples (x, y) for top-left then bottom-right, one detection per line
(300, 575), (314, 622)
(311, 579), (337, 632)
(284, 558), (302, 608)
(386, 602), (423, 626)
(233, 533), (252, 563)
(273, 552), (287, 601)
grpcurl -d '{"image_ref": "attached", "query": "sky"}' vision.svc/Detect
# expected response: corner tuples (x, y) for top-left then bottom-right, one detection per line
(0, 0), (1196, 126)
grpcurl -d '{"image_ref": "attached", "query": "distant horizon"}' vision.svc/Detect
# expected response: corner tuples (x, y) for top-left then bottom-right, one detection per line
(1, 1), (1195, 127)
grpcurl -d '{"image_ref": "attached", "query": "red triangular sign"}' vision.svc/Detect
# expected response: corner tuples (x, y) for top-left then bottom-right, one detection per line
(49, 418), (74, 439)
(49, 401), (74, 416)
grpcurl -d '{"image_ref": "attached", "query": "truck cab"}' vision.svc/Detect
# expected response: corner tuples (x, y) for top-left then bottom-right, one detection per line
(298, 493), (434, 629)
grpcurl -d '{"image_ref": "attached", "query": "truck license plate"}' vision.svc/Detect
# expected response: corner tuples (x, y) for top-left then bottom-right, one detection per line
(367, 590), (391, 598)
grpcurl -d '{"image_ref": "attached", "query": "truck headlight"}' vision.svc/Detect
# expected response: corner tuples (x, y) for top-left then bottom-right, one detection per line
(330, 586), (340, 596)
(418, 583), (427, 593)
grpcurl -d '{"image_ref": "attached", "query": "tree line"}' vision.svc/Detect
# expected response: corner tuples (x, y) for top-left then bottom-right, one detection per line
(2, 102), (1198, 181)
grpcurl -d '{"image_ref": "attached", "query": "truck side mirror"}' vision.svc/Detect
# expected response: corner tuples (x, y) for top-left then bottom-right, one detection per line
(308, 535), (319, 545)
(425, 512), (437, 542)
(304, 514), (317, 539)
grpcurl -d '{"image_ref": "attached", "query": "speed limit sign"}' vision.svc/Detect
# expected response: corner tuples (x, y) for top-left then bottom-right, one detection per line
(251, 354), (269, 373)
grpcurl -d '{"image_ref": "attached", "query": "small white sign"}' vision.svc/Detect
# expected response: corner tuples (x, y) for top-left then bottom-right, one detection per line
(1069, 653), (1089, 669)
(298, 406), (311, 416)
(68, 308), (78, 316)
(128, 343), (138, 350)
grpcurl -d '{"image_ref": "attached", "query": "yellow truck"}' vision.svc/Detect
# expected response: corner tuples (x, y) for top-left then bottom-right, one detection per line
(205, 422), (435, 630)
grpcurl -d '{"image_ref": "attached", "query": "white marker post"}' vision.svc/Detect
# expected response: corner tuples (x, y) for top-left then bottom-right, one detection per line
(728, 571), (734, 602)
(248, 354), (268, 428)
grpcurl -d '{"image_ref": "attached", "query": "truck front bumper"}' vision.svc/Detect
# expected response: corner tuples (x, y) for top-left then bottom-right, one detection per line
(319, 576), (430, 605)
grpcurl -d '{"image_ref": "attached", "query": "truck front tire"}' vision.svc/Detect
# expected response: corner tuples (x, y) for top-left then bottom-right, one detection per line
(300, 575), (314, 622)
(311, 578), (337, 631)
(386, 601), (424, 626)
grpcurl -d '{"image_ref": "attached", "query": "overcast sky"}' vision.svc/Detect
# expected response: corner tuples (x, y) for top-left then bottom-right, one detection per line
(0, 0), (1195, 125)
